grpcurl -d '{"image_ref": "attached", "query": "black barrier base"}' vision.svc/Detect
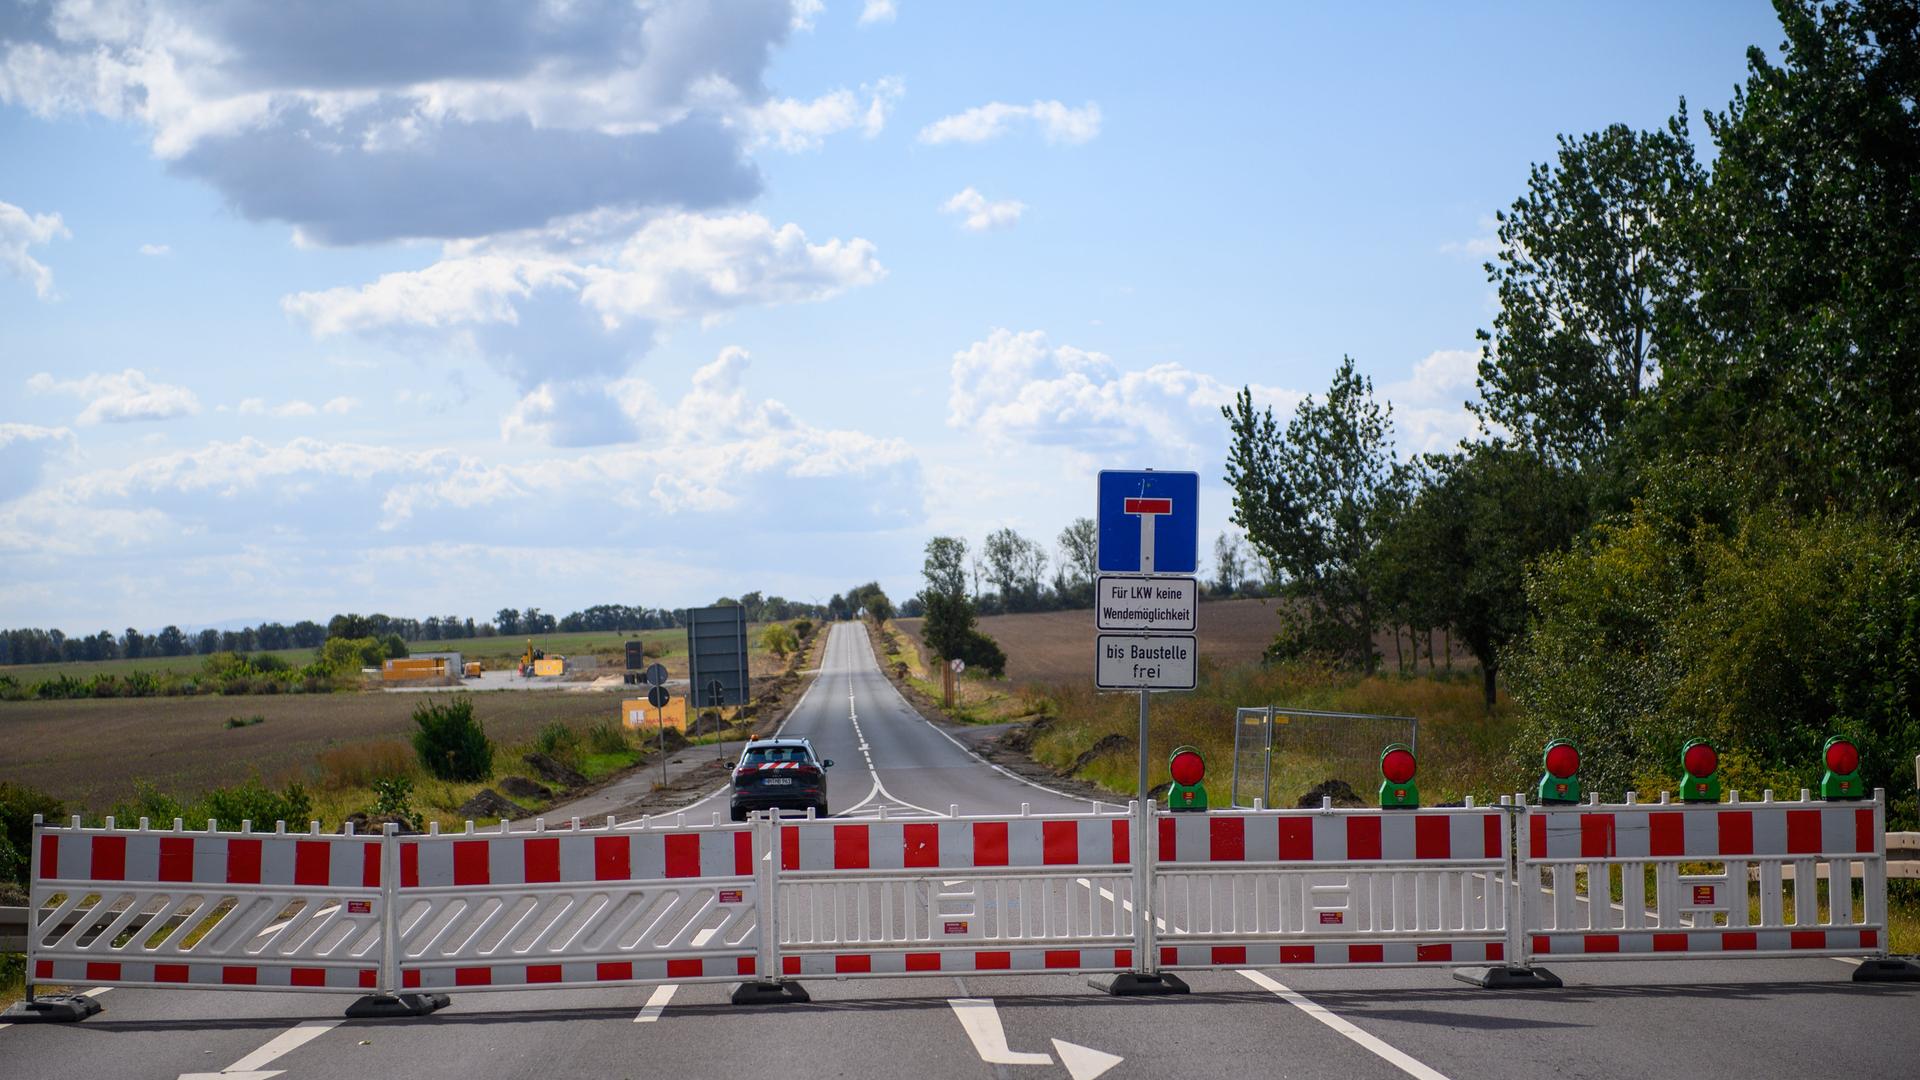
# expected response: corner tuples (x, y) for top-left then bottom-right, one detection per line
(1, 994), (104, 1023)
(730, 980), (811, 1005)
(1852, 958), (1920, 983)
(1453, 966), (1563, 989)
(344, 992), (451, 1018)
(1088, 972), (1191, 996)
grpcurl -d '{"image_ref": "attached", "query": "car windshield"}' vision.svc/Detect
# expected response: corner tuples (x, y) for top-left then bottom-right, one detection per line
(742, 746), (809, 764)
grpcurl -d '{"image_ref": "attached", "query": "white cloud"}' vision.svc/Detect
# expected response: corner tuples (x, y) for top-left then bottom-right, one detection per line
(138, 242), (170, 256)
(1439, 216), (1500, 258)
(0, 1), (796, 245)
(321, 396), (360, 415)
(274, 400), (317, 418)
(1382, 348), (1488, 454)
(284, 212), (883, 445)
(946, 329), (1298, 467)
(941, 187), (1025, 231)
(859, 1), (898, 25)
(27, 368), (202, 424)
(749, 78), (902, 151)
(0, 199), (69, 298)
(791, 0), (826, 31)
(0, 423), (75, 502)
(918, 100), (1101, 145)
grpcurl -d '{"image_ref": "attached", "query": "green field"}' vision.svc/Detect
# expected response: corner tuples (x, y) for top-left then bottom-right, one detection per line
(0, 625), (794, 682)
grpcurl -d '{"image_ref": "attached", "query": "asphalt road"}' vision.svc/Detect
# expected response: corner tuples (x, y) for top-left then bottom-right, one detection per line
(6, 623), (1916, 1080)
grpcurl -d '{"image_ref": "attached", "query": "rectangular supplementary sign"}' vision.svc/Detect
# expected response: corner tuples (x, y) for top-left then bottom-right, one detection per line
(1096, 470), (1199, 575)
(1095, 575), (1198, 632)
(1095, 633), (1198, 691)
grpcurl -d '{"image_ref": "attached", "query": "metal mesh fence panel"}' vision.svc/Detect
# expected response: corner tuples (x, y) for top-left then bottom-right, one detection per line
(1230, 707), (1417, 809)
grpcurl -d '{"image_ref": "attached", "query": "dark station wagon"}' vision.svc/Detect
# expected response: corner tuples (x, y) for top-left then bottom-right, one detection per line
(728, 737), (833, 820)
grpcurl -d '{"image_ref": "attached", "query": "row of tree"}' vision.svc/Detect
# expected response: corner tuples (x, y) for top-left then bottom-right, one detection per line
(1225, 1), (1918, 805)
(3, 593), (833, 668)
(894, 525), (1265, 622)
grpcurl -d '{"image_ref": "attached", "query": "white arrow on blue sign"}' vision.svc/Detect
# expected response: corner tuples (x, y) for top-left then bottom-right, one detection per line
(1096, 469), (1199, 575)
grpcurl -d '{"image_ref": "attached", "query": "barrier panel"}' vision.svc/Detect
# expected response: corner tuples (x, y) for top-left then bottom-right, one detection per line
(1152, 802), (1510, 969)
(26, 817), (384, 994)
(392, 817), (760, 992)
(772, 808), (1137, 977)
(1518, 791), (1888, 961)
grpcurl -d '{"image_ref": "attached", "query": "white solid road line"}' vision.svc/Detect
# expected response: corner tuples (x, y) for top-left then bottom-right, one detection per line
(1239, 970), (1453, 1080)
(947, 998), (1052, 1065)
(177, 1018), (340, 1080)
(633, 984), (676, 1023)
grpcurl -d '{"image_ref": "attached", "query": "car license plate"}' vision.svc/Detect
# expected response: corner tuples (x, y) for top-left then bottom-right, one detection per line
(763, 778), (793, 786)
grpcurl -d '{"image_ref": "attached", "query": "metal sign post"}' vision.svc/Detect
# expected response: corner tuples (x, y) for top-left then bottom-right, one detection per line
(646, 676), (671, 787)
(1090, 468), (1199, 997)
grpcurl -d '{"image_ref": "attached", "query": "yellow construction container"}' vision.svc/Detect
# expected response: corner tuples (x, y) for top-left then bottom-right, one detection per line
(623, 697), (688, 731)
(382, 657), (445, 681)
(463, 662), (483, 678)
(531, 657), (566, 678)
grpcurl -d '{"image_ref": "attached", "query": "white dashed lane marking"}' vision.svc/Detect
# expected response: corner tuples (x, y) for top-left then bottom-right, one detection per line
(633, 984), (676, 1023)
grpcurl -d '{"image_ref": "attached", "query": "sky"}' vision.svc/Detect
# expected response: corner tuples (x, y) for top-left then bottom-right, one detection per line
(0, 0), (1787, 633)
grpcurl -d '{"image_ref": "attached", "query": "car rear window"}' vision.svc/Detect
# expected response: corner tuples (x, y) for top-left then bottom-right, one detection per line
(741, 746), (809, 764)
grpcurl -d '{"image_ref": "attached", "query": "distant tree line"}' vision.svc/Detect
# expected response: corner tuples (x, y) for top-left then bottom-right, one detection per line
(2, 593), (831, 668)
(894, 522), (1267, 623)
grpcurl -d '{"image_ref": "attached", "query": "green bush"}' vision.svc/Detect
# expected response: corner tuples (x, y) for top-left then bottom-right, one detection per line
(793, 619), (813, 640)
(585, 720), (630, 755)
(1507, 507), (1920, 824)
(224, 714), (265, 729)
(201, 778), (313, 827)
(0, 781), (62, 889)
(534, 721), (581, 761)
(412, 696), (494, 781)
(369, 776), (419, 830)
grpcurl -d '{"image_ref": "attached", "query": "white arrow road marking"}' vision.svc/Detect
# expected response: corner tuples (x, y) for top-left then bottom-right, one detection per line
(947, 998), (1051, 1065)
(1052, 1038), (1124, 1080)
(1239, 970), (1452, 1080)
(0, 986), (111, 1033)
(633, 984), (676, 1023)
(177, 1019), (340, 1080)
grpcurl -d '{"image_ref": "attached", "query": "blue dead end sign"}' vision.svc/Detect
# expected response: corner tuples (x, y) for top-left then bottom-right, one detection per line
(1097, 470), (1199, 574)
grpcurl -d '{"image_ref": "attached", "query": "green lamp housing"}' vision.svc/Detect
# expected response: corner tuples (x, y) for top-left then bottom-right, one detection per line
(1378, 743), (1419, 809)
(1536, 739), (1582, 804)
(1678, 738), (1722, 803)
(1167, 745), (1209, 812)
(1819, 735), (1864, 800)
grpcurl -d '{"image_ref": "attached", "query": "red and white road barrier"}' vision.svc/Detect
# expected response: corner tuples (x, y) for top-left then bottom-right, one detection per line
(1517, 792), (1891, 963)
(27, 818), (384, 995)
(1152, 805), (1511, 971)
(19, 788), (1904, 1014)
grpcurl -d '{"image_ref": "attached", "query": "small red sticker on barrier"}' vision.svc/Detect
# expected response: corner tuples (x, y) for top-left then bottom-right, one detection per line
(346, 899), (373, 915)
(944, 920), (970, 934)
(1691, 885), (1715, 906)
(718, 889), (743, 903)
(1318, 911), (1343, 925)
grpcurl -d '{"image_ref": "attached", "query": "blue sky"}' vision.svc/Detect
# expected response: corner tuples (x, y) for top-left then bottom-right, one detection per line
(0, 0), (1784, 631)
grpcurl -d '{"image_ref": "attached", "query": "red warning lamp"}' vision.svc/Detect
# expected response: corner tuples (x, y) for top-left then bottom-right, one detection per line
(1166, 745), (1208, 812)
(1820, 736), (1863, 799)
(1536, 739), (1582, 803)
(1679, 738), (1721, 802)
(1545, 743), (1580, 779)
(1378, 743), (1418, 809)
(1683, 742), (1718, 778)
(1826, 739), (1858, 775)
